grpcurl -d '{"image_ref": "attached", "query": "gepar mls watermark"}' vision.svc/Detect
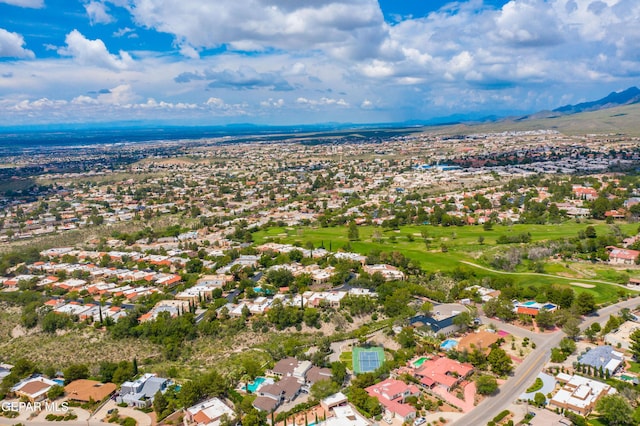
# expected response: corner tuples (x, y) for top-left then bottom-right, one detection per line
(1, 401), (69, 413)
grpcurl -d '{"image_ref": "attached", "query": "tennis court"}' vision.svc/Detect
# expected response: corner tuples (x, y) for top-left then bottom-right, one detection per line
(352, 346), (385, 374)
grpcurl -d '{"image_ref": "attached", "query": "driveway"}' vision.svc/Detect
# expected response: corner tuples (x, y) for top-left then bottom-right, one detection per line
(89, 399), (152, 426)
(519, 372), (556, 402)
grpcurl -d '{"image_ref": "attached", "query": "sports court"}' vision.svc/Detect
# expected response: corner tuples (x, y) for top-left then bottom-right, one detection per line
(352, 346), (385, 374)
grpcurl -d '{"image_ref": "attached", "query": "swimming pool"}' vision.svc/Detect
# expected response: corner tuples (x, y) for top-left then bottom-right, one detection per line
(522, 301), (537, 306)
(245, 377), (266, 393)
(440, 339), (458, 350)
(53, 379), (64, 386)
(412, 357), (428, 367)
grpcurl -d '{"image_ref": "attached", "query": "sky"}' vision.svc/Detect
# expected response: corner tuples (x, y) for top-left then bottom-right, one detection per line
(0, 0), (639, 127)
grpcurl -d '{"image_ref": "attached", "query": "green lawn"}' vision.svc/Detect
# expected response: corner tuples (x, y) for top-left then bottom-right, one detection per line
(627, 361), (640, 373)
(253, 221), (639, 304)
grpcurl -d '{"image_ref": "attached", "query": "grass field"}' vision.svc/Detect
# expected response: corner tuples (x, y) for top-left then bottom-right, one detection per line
(253, 221), (640, 303)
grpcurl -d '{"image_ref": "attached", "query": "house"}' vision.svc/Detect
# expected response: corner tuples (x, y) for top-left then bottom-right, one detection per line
(409, 303), (466, 335)
(185, 397), (235, 426)
(319, 402), (372, 426)
(117, 373), (170, 408)
(252, 376), (302, 412)
(365, 378), (419, 423)
(578, 346), (624, 375)
(64, 379), (117, 402)
(550, 373), (615, 416)
(11, 376), (57, 402)
(608, 247), (640, 265)
(320, 392), (348, 412)
(362, 264), (405, 281)
(414, 356), (474, 391)
(514, 301), (558, 316)
(572, 186), (598, 200)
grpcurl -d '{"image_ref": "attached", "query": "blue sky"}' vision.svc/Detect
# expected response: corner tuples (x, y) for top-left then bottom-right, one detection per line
(0, 0), (638, 127)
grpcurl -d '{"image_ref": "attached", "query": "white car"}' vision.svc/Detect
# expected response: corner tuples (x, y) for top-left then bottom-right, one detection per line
(414, 418), (426, 426)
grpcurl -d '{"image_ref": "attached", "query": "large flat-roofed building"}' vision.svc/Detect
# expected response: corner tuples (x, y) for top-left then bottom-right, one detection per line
(550, 373), (615, 416)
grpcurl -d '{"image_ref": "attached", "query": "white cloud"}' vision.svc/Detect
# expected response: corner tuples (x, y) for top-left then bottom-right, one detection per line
(296, 97), (348, 107)
(0, 0), (43, 8)
(0, 28), (35, 58)
(494, 0), (564, 46)
(57, 30), (134, 70)
(10, 98), (67, 111)
(121, 0), (388, 59)
(3, 0), (640, 125)
(260, 98), (285, 108)
(85, 1), (114, 25)
(113, 27), (137, 38)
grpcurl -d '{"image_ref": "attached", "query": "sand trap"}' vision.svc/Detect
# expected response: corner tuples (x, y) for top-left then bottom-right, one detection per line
(570, 282), (595, 288)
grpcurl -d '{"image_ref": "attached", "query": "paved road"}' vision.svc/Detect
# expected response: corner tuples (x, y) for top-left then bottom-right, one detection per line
(452, 296), (640, 426)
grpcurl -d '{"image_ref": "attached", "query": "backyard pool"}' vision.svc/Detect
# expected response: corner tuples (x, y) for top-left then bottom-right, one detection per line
(412, 357), (428, 367)
(440, 339), (458, 350)
(245, 377), (267, 393)
(522, 301), (537, 306)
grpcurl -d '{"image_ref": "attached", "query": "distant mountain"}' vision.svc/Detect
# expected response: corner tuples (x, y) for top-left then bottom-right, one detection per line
(553, 86), (640, 114)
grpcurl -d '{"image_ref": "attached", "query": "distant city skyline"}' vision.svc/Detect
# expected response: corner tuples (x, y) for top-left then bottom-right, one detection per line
(0, 0), (638, 127)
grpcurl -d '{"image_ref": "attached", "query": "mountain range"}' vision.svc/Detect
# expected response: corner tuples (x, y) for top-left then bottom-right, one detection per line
(553, 86), (640, 115)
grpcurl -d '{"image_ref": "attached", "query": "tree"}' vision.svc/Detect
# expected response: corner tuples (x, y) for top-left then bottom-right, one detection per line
(488, 348), (513, 376)
(331, 362), (347, 385)
(584, 327), (597, 342)
(453, 311), (473, 332)
(153, 390), (168, 419)
(533, 392), (546, 407)
(572, 292), (596, 315)
(310, 379), (340, 401)
(396, 327), (416, 348)
(265, 268), (294, 288)
(47, 385), (65, 400)
(242, 358), (262, 381)
(303, 308), (321, 328)
(562, 317), (581, 340)
(348, 221), (359, 241)
(63, 364), (89, 384)
(475, 374), (498, 395)
(595, 394), (635, 426)
(629, 328), (640, 360)
(559, 337), (576, 356)
(535, 308), (555, 329)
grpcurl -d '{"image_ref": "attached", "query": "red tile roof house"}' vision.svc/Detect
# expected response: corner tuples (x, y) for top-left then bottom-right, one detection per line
(608, 247), (640, 265)
(572, 186), (598, 200)
(413, 357), (474, 391)
(516, 306), (540, 316)
(365, 378), (419, 424)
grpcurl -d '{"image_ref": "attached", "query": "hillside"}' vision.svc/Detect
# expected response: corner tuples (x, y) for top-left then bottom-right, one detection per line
(554, 86), (640, 114)
(431, 103), (640, 137)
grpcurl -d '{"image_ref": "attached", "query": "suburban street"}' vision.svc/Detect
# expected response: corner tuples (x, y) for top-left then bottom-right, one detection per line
(453, 295), (640, 426)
